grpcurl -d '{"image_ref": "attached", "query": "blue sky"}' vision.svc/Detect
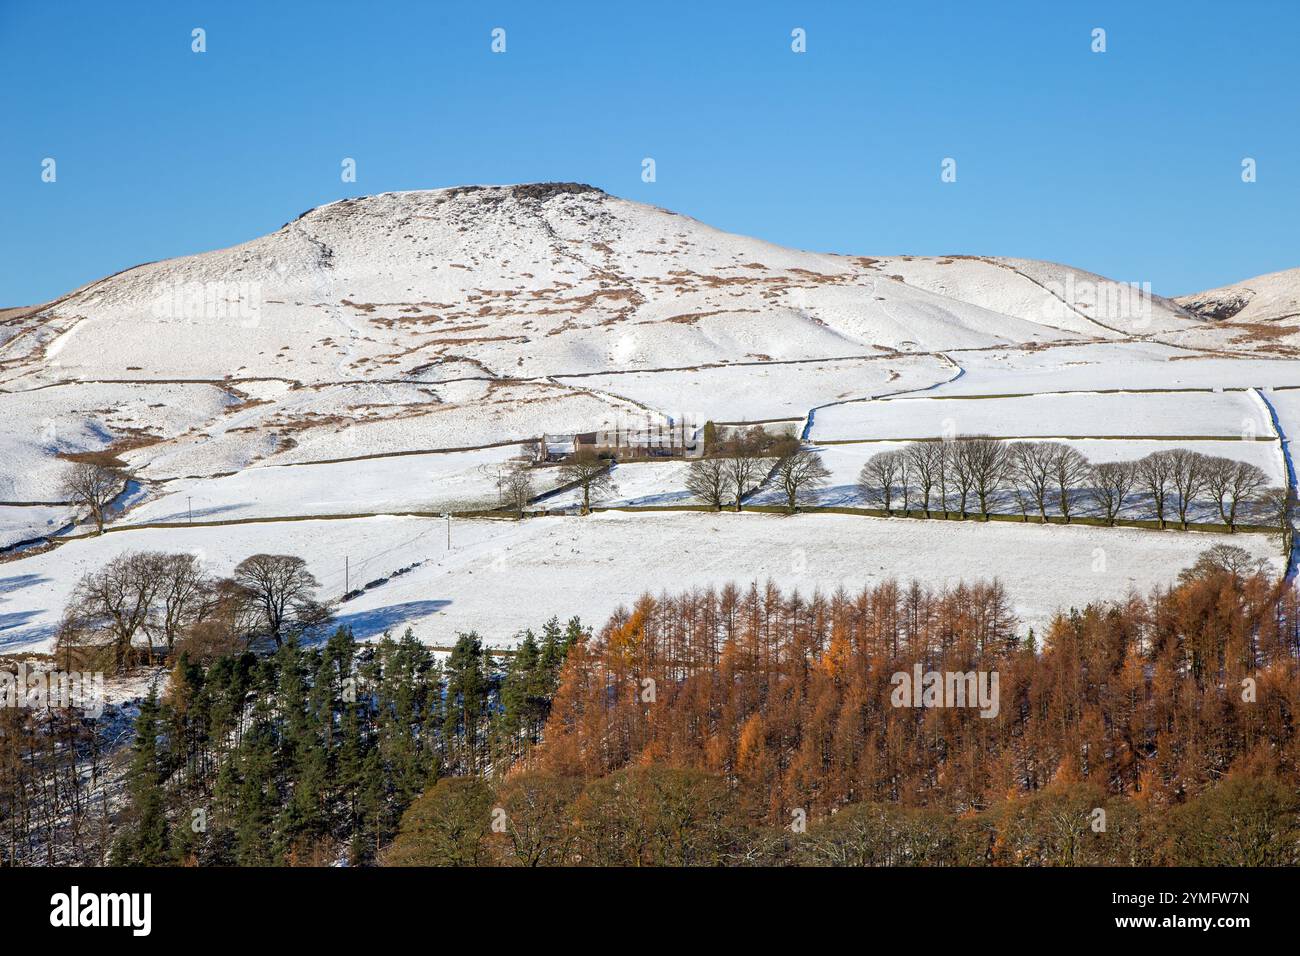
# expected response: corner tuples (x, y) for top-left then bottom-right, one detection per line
(2, 0), (1297, 305)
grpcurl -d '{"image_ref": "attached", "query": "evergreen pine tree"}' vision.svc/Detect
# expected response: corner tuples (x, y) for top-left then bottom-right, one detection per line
(500, 630), (536, 737)
(112, 685), (171, 865)
(563, 616), (588, 650)
(443, 632), (488, 775)
(233, 668), (279, 865)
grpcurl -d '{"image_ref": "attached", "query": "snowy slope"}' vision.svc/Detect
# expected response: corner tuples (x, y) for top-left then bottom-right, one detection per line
(0, 512), (1282, 655)
(8, 183), (1191, 504)
(1175, 267), (1300, 324)
(119, 445), (560, 524)
(1, 184), (1295, 661)
(3, 184), (1217, 393)
(928, 342), (1300, 397)
(0, 505), (75, 549)
(811, 390), (1269, 442)
(871, 255), (1194, 337)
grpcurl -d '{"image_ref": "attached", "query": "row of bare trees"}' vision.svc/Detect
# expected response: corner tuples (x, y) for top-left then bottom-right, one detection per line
(510, 429), (829, 517)
(486, 447), (619, 516)
(685, 427), (828, 512)
(60, 551), (330, 673)
(858, 438), (1293, 536)
(680, 429), (1293, 541)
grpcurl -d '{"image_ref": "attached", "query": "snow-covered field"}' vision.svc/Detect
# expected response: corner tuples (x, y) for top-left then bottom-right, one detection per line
(929, 344), (1300, 397)
(111, 379), (648, 483)
(2, 184), (1297, 661)
(0, 382), (235, 499)
(0, 505), (75, 549)
(554, 353), (956, 424)
(1263, 390), (1300, 445)
(121, 445), (550, 525)
(810, 390), (1272, 442)
(0, 511), (1282, 655)
(541, 460), (695, 509)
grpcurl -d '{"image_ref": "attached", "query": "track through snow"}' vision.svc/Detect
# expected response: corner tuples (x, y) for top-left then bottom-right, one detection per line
(801, 353), (965, 441)
(290, 220), (362, 377)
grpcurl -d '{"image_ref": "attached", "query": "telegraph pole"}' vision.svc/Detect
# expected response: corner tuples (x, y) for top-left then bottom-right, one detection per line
(443, 512), (451, 549)
(187, 497), (192, 524)
(345, 556), (349, 596)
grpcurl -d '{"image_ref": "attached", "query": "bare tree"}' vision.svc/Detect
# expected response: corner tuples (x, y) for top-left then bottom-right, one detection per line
(1178, 543), (1269, 583)
(773, 448), (831, 514)
(68, 552), (166, 672)
(1006, 472), (1035, 521)
(859, 450), (903, 515)
(896, 449), (912, 513)
(903, 442), (942, 517)
(722, 429), (772, 513)
(59, 462), (124, 535)
(232, 554), (329, 648)
(1202, 457), (1269, 532)
(181, 577), (262, 660)
(767, 428), (803, 460)
(933, 440), (952, 517)
(500, 462), (536, 516)
(1232, 459), (1271, 532)
(1049, 445), (1091, 524)
(1137, 451), (1175, 529)
(1008, 441), (1057, 523)
(524, 439), (547, 465)
(144, 552), (212, 654)
(945, 439), (977, 518)
(1257, 485), (1296, 556)
(559, 448), (615, 515)
(1168, 448), (1207, 530)
(959, 436), (1009, 520)
(1085, 460), (1139, 526)
(686, 456), (729, 511)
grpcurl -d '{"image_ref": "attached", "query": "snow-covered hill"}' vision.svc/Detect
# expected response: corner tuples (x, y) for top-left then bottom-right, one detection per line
(1175, 267), (1300, 325)
(0, 182), (1233, 501)
(1, 183), (1212, 390)
(1, 184), (1296, 656)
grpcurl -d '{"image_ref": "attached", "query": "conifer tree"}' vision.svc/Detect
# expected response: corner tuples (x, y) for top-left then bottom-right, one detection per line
(337, 686), (369, 863)
(112, 685), (171, 865)
(233, 679), (279, 866)
(443, 632), (489, 775)
(563, 616), (588, 650)
(500, 630), (539, 738)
